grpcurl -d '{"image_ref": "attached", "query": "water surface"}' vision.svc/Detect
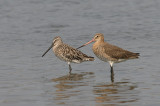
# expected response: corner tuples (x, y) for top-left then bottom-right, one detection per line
(0, 0), (160, 106)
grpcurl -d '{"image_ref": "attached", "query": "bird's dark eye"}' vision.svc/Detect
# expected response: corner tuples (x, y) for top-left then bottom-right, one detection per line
(95, 35), (99, 38)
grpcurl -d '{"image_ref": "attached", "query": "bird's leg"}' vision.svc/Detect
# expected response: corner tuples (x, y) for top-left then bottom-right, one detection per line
(109, 61), (114, 83)
(68, 62), (72, 74)
(110, 65), (114, 83)
(69, 64), (72, 74)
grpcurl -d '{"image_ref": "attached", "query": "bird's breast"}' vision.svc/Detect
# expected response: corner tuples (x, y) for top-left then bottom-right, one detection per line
(92, 43), (110, 62)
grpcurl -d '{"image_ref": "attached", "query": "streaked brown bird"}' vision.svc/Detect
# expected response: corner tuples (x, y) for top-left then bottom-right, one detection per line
(77, 33), (139, 82)
(42, 36), (94, 74)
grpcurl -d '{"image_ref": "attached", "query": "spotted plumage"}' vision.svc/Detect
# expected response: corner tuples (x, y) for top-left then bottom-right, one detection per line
(42, 36), (94, 74)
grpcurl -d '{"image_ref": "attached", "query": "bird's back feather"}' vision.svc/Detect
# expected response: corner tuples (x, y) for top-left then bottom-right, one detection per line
(54, 44), (94, 63)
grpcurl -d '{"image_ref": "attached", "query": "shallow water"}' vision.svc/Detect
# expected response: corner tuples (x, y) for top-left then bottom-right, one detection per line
(0, 0), (160, 106)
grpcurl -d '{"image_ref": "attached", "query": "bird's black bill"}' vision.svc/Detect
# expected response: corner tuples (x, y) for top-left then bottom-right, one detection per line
(76, 45), (85, 49)
(42, 43), (53, 57)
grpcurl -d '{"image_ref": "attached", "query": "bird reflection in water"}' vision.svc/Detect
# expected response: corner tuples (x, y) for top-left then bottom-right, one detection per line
(51, 72), (94, 105)
(93, 81), (139, 105)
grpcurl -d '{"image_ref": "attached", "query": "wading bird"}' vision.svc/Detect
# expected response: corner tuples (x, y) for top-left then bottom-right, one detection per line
(42, 36), (94, 74)
(77, 33), (139, 82)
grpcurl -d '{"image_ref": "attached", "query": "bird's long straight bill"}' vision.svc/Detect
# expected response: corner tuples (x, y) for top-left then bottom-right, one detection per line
(42, 43), (53, 57)
(77, 39), (94, 49)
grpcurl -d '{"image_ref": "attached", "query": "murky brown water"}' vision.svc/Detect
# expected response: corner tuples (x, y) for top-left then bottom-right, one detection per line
(0, 0), (160, 106)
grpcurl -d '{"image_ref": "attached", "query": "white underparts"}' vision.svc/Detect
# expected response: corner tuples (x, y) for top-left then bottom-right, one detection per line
(72, 60), (81, 63)
(109, 61), (114, 67)
(68, 62), (70, 65)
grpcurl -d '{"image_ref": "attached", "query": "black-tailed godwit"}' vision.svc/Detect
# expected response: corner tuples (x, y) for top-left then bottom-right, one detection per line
(77, 33), (139, 82)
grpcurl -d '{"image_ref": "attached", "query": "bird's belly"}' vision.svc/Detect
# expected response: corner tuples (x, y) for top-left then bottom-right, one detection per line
(116, 59), (127, 63)
(55, 53), (81, 64)
(95, 54), (109, 62)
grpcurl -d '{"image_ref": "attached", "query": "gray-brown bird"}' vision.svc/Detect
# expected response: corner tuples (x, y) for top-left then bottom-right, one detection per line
(42, 36), (94, 74)
(77, 33), (139, 82)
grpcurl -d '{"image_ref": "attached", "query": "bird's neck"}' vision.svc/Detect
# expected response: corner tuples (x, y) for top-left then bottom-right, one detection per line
(96, 39), (104, 44)
(93, 40), (103, 48)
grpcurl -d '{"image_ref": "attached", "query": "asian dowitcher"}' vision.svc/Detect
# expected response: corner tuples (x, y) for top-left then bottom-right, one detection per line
(77, 33), (139, 82)
(42, 36), (94, 74)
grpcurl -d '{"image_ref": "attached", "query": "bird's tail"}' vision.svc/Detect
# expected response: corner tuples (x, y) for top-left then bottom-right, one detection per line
(129, 53), (140, 59)
(135, 53), (140, 58)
